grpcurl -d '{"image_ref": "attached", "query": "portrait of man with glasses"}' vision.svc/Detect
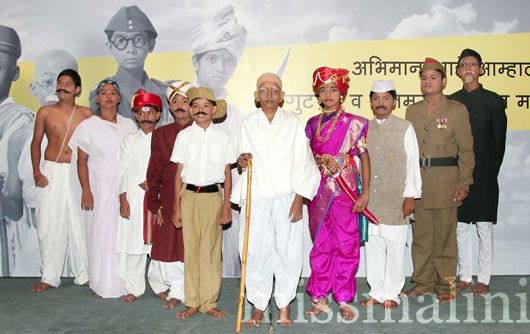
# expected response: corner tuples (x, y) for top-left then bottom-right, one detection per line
(30, 49), (78, 107)
(88, 5), (169, 124)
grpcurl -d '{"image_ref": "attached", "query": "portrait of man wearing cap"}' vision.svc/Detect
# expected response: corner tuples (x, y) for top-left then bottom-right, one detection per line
(145, 80), (192, 309)
(117, 89), (161, 303)
(69, 78), (137, 298)
(361, 80), (422, 310)
(190, 5), (248, 277)
(30, 49), (78, 107)
(449, 48), (507, 296)
(0, 24), (37, 277)
(170, 86), (235, 319)
(88, 5), (170, 125)
(403, 57), (474, 303)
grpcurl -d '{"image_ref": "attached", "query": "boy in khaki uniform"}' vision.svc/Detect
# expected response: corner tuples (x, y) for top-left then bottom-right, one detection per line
(403, 58), (474, 303)
(170, 87), (235, 319)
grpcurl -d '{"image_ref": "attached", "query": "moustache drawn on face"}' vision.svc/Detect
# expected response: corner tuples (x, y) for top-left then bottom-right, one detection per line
(56, 89), (71, 94)
(192, 112), (208, 116)
(174, 108), (187, 113)
(139, 120), (155, 124)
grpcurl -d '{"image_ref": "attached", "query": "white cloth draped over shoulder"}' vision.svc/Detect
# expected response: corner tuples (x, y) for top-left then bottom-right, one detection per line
(68, 115), (137, 298)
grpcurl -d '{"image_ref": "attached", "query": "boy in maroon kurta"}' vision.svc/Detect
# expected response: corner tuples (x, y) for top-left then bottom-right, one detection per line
(145, 81), (192, 308)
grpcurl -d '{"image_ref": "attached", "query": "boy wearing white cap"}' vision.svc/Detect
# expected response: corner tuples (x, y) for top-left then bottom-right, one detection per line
(361, 80), (422, 309)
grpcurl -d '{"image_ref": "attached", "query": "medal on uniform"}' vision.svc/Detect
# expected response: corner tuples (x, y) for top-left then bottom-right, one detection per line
(436, 117), (447, 129)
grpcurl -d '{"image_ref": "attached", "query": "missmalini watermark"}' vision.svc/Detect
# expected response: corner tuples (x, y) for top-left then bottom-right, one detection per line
(241, 277), (530, 324)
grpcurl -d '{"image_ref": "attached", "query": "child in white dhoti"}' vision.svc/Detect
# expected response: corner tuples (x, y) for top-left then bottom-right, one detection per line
(117, 89), (162, 302)
(30, 69), (93, 292)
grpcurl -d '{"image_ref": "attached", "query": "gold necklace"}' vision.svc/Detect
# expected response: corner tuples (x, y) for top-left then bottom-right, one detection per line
(316, 108), (343, 142)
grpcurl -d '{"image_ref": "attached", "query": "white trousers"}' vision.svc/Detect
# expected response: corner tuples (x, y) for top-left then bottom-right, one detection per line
(457, 221), (493, 285)
(239, 193), (303, 311)
(147, 260), (185, 301)
(221, 207), (241, 277)
(118, 253), (147, 297)
(36, 161), (88, 287)
(364, 234), (407, 304)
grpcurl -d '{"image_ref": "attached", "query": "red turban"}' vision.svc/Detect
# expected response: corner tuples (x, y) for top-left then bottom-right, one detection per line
(132, 89), (162, 111)
(312, 67), (350, 96)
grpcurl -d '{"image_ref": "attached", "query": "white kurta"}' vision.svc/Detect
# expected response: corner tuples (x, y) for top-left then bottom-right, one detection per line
(69, 115), (137, 298)
(116, 129), (153, 297)
(116, 130), (152, 255)
(231, 108), (320, 204)
(232, 108), (320, 309)
(365, 120), (422, 304)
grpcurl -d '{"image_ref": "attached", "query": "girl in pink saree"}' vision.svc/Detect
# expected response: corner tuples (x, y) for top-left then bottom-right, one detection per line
(305, 67), (371, 319)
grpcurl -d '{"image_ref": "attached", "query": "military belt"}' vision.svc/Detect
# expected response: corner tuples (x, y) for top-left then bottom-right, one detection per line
(419, 156), (458, 168)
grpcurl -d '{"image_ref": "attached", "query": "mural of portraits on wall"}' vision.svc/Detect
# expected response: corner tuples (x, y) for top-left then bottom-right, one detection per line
(88, 5), (170, 125)
(30, 49), (79, 107)
(0, 25), (38, 277)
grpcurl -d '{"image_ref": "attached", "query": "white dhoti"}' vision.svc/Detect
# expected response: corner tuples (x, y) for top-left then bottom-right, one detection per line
(365, 223), (408, 304)
(36, 161), (88, 287)
(119, 253), (147, 297)
(147, 260), (185, 301)
(457, 221), (493, 285)
(240, 193), (303, 311)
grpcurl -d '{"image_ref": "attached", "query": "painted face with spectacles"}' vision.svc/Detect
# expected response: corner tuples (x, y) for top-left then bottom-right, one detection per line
(255, 81), (284, 110)
(107, 31), (153, 70)
(456, 56), (483, 85)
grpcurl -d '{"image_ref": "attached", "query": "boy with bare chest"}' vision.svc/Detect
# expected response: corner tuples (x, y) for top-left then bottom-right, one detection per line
(30, 69), (93, 292)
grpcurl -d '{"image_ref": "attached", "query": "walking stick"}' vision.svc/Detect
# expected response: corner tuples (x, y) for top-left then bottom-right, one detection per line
(236, 159), (252, 332)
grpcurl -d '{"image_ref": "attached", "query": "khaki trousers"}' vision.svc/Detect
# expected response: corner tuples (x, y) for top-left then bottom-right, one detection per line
(411, 207), (457, 294)
(181, 189), (222, 313)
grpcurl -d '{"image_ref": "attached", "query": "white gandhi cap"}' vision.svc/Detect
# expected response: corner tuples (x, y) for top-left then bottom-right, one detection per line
(371, 80), (396, 93)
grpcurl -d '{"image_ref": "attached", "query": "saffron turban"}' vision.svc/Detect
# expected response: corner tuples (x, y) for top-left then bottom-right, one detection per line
(312, 67), (350, 96)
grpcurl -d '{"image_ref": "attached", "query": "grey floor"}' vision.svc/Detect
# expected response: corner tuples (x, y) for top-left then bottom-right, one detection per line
(1, 276), (529, 334)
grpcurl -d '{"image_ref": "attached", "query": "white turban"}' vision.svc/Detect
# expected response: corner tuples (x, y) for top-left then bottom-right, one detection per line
(190, 6), (247, 60)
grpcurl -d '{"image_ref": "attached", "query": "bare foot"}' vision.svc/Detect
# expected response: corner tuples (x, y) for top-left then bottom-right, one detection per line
(32, 282), (52, 293)
(401, 287), (430, 298)
(359, 297), (381, 307)
(458, 280), (472, 292)
(246, 308), (264, 327)
(121, 294), (136, 303)
(436, 290), (456, 303)
(381, 300), (398, 310)
(154, 291), (167, 300)
(339, 304), (356, 320)
(93, 292), (102, 299)
(83, 281), (90, 287)
(163, 298), (181, 309)
(205, 307), (227, 318)
(305, 297), (331, 315)
(472, 282), (490, 296)
(277, 305), (293, 327)
(175, 307), (199, 320)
